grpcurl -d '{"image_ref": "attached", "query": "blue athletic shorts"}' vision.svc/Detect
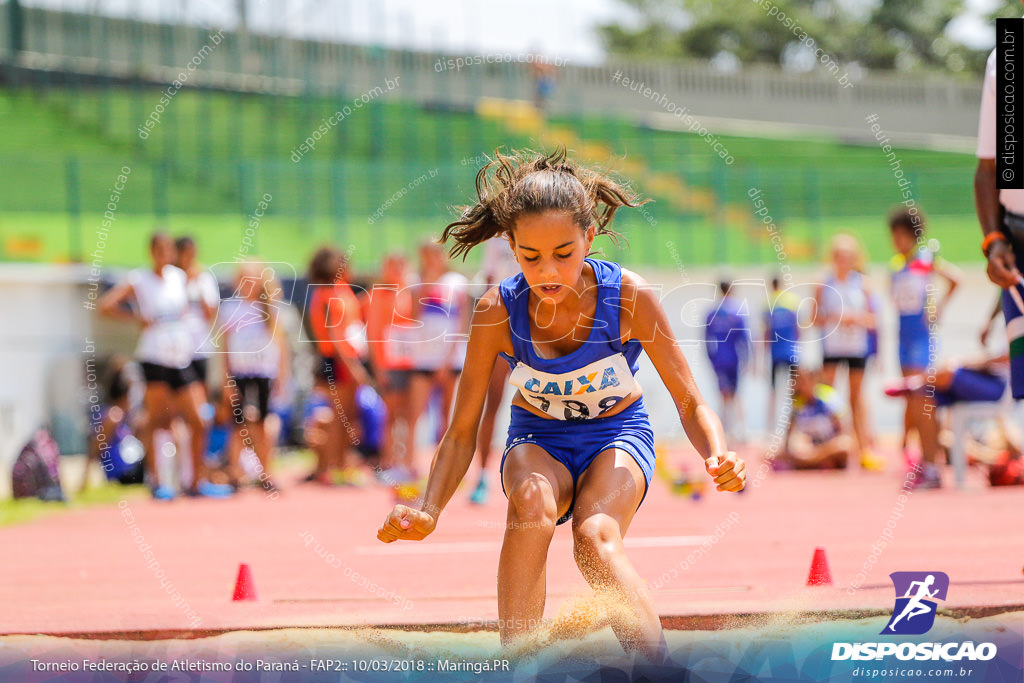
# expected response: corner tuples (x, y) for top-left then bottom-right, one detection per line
(500, 398), (656, 525)
(712, 364), (739, 394)
(934, 368), (1007, 407)
(898, 316), (933, 372)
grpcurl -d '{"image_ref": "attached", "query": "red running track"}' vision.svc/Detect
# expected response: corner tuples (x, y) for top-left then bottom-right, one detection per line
(2, 454), (1022, 636)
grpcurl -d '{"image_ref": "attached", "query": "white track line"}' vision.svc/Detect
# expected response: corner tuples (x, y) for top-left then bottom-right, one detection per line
(354, 535), (713, 555)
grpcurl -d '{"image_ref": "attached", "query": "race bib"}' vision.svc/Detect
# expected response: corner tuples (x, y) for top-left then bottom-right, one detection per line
(892, 272), (928, 316)
(508, 353), (640, 421)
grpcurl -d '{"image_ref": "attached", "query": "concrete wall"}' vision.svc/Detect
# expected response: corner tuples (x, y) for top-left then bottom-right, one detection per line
(0, 264), (94, 498)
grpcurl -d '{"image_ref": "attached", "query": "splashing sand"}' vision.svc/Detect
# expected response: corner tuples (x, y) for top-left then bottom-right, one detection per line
(2, 608), (1019, 679)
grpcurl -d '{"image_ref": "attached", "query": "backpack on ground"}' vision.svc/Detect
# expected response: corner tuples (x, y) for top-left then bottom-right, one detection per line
(11, 427), (65, 501)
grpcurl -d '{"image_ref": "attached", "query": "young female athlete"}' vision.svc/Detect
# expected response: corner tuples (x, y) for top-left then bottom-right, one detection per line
(887, 209), (961, 486)
(80, 356), (145, 492)
(405, 241), (471, 472)
(222, 262), (290, 493)
(813, 233), (882, 471)
(304, 246), (369, 483)
(377, 150), (746, 660)
(366, 253), (418, 475)
(99, 233), (229, 499)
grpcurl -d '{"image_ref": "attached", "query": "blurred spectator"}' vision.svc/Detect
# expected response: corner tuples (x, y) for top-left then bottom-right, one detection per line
(887, 209), (960, 479)
(774, 369), (853, 471)
(813, 233), (881, 471)
(366, 253), (416, 475)
(404, 242), (470, 477)
(704, 279), (751, 444)
(886, 351), (1009, 489)
(304, 246), (369, 484)
(762, 275), (799, 432)
(529, 55), (557, 111)
(80, 356), (145, 492)
(220, 262), (290, 494)
(98, 233), (230, 500)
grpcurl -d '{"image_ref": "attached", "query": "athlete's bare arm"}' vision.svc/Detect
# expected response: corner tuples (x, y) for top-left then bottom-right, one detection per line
(619, 269), (745, 492)
(377, 287), (513, 542)
(98, 281), (140, 323)
(933, 258), (962, 321)
(861, 280), (877, 329)
(812, 282), (838, 330)
(271, 310), (291, 398)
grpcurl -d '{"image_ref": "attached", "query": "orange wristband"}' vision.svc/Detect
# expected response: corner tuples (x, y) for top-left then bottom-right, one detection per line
(982, 231), (1008, 257)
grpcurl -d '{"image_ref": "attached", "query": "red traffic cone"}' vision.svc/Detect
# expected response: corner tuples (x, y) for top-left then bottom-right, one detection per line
(232, 563), (258, 601)
(806, 547), (833, 586)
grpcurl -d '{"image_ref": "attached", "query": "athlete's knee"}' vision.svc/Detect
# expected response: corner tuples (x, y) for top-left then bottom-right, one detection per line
(507, 475), (558, 527)
(572, 515), (622, 568)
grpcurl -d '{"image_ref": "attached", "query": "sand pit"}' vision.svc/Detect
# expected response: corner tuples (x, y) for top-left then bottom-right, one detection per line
(2, 605), (1020, 681)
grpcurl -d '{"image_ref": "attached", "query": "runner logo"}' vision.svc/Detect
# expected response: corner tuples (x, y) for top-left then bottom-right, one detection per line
(882, 571), (949, 635)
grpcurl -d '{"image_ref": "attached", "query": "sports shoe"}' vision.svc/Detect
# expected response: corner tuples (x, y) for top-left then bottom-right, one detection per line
(907, 463), (942, 490)
(151, 484), (176, 501)
(860, 449), (886, 472)
(386, 466), (417, 484)
(187, 480), (234, 498)
(903, 447), (921, 473)
(469, 476), (489, 505)
(884, 376), (926, 397)
(337, 467), (368, 487)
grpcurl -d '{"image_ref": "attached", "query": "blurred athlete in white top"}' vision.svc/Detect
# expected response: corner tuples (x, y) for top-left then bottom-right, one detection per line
(99, 233), (231, 499)
(405, 241), (471, 477)
(812, 233), (881, 470)
(220, 262), (290, 494)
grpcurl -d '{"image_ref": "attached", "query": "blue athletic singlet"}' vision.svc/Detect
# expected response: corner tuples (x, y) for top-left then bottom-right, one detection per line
(890, 247), (936, 371)
(792, 384), (845, 446)
(496, 258), (656, 525)
(498, 258), (644, 421)
(705, 296), (751, 369)
(765, 290), (800, 365)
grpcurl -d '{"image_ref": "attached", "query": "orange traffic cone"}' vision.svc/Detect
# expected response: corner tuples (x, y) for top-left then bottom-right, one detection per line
(806, 547), (833, 586)
(232, 563), (258, 601)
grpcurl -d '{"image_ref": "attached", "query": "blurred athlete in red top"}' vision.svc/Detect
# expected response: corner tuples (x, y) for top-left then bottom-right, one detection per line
(305, 247), (369, 483)
(366, 253), (417, 476)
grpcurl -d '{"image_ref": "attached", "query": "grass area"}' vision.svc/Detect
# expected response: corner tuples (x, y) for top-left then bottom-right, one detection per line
(0, 449), (319, 527)
(0, 87), (980, 269)
(4, 210), (984, 272)
(0, 481), (148, 527)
